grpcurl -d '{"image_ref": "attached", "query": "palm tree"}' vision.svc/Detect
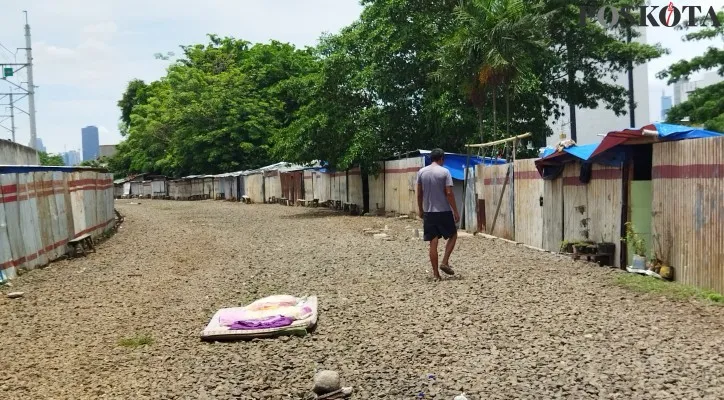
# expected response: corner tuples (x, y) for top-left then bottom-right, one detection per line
(436, 0), (550, 142)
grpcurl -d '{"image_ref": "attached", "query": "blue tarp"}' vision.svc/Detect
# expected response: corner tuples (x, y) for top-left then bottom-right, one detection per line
(653, 122), (722, 140)
(535, 122), (723, 178)
(419, 150), (507, 180)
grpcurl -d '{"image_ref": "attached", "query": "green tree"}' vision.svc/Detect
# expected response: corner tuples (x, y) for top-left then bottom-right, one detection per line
(38, 152), (64, 166)
(658, 9), (724, 131)
(542, 0), (666, 141)
(114, 37), (318, 177)
(436, 0), (550, 143)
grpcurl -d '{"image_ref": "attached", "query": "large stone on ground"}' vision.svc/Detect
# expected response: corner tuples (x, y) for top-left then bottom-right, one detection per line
(313, 370), (341, 395)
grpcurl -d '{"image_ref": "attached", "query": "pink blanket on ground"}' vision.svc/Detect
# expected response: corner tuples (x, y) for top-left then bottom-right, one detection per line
(217, 295), (313, 327)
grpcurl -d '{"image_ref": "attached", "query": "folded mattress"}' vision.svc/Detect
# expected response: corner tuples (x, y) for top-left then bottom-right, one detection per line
(201, 295), (318, 341)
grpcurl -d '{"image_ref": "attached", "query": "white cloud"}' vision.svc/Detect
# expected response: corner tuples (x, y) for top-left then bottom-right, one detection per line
(82, 21), (118, 35)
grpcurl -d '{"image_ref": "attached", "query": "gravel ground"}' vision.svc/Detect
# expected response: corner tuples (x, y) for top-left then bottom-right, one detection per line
(1, 200), (724, 400)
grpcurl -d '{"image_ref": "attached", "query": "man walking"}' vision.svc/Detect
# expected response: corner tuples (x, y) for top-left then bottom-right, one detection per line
(416, 148), (460, 280)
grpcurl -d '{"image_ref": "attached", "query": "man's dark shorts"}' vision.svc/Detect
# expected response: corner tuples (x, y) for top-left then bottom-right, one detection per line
(423, 212), (457, 241)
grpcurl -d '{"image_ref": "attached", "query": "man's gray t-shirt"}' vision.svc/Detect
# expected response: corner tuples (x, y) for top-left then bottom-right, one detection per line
(416, 163), (453, 213)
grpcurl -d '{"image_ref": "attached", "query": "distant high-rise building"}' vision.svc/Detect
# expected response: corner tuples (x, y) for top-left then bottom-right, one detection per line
(99, 144), (117, 158)
(547, 26), (649, 146)
(673, 71), (724, 106)
(35, 138), (46, 153)
(661, 92), (672, 121)
(81, 126), (100, 161)
(62, 150), (81, 166)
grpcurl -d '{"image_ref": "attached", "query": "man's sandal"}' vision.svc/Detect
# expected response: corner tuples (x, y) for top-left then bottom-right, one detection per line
(440, 265), (455, 276)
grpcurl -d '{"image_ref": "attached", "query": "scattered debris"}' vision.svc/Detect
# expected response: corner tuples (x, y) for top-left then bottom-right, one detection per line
(373, 233), (394, 241)
(7, 292), (24, 299)
(453, 394), (469, 400)
(626, 267), (663, 280)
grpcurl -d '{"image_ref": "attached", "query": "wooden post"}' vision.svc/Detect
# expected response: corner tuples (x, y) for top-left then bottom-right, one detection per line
(490, 163), (511, 235)
(512, 139), (517, 241)
(461, 146), (472, 230)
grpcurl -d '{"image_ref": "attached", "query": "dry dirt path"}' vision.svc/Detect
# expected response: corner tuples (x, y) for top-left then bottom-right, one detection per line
(1, 200), (724, 399)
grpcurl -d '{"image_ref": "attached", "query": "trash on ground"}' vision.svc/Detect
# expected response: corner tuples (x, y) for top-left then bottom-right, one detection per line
(7, 292), (24, 299)
(200, 294), (318, 341)
(626, 266), (663, 280)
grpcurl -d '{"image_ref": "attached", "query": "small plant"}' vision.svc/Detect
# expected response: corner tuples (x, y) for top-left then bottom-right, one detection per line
(622, 222), (646, 256)
(615, 274), (724, 304)
(118, 333), (154, 348)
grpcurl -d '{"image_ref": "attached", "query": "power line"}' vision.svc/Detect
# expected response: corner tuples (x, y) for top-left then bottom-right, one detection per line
(0, 12), (37, 148)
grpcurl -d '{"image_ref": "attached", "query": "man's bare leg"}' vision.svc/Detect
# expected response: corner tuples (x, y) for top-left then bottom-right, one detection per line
(441, 232), (457, 268)
(429, 237), (441, 280)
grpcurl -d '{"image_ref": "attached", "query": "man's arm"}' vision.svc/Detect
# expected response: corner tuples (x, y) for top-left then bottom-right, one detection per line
(416, 171), (424, 217)
(444, 171), (460, 222)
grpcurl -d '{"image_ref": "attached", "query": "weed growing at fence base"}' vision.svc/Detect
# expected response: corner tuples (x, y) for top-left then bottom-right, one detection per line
(118, 334), (154, 348)
(615, 274), (724, 304)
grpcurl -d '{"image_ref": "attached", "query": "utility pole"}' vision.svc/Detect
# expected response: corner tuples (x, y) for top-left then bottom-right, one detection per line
(24, 11), (37, 149)
(0, 12), (37, 146)
(626, 25), (635, 128)
(9, 93), (15, 142)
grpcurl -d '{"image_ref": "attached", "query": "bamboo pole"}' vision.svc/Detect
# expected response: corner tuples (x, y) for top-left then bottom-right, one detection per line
(465, 132), (532, 148)
(461, 145), (472, 230)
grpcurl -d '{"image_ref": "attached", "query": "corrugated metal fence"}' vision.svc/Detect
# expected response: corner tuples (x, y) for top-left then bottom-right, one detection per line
(652, 137), (724, 292)
(0, 167), (115, 282)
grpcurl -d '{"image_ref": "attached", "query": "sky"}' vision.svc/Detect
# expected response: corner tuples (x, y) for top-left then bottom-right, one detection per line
(0, 0), (722, 154)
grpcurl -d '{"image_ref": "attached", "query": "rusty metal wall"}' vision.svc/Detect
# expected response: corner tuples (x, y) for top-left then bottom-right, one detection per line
(280, 171), (303, 203)
(1, 168), (114, 282)
(652, 136), (724, 292)
(513, 159), (544, 248)
(483, 163), (513, 239)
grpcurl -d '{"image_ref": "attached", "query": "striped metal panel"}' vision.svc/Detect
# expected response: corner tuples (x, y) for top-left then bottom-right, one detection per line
(652, 136), (724, 292)
(0, 169), (115, 282)
(513, 159), (544, 248)
(561, 162), (623, 266)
